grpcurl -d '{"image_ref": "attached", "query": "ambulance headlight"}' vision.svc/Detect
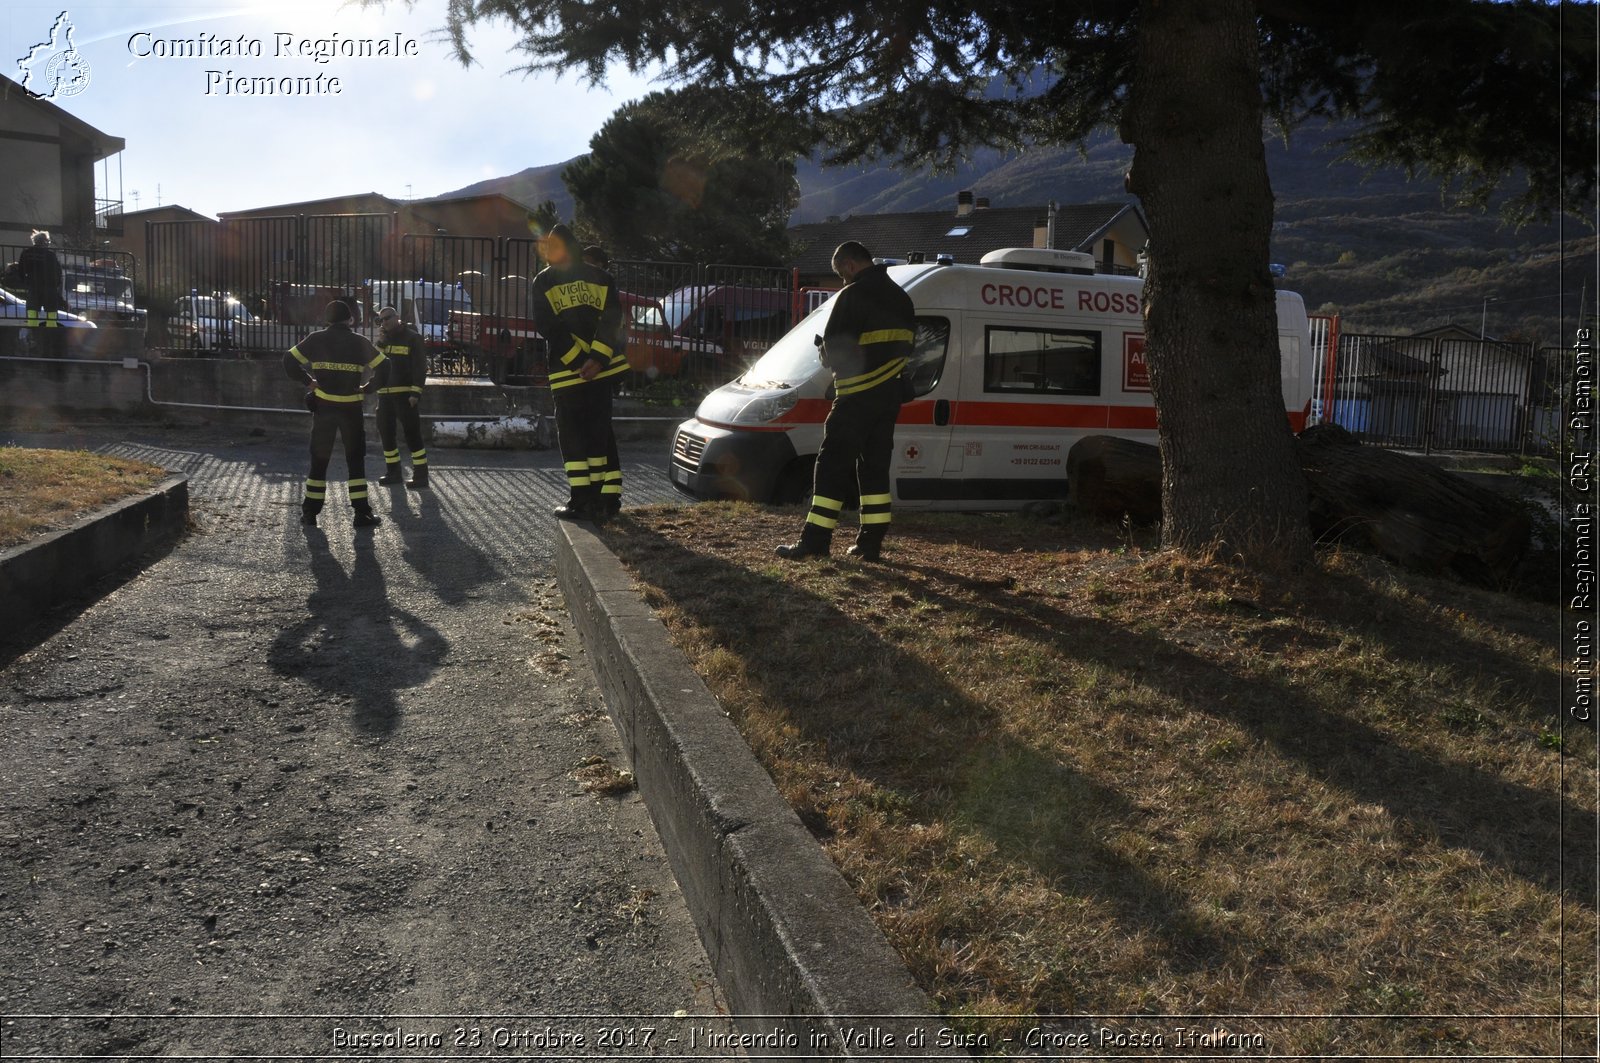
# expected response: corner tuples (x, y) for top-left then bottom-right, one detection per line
(733, 388), (800, 424)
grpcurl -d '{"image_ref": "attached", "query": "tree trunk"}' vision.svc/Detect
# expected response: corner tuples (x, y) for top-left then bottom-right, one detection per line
(1122, 0), (1312, 566)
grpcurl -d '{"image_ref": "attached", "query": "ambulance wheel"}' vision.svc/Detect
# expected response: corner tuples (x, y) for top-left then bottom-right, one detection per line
(771, 458), (814, 506)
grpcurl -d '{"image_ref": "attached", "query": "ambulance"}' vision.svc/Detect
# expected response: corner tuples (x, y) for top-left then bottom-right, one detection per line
(667, 247), (1314, 508)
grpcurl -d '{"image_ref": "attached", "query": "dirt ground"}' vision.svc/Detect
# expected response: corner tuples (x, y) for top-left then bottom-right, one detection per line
(0, 426), (730, 1058)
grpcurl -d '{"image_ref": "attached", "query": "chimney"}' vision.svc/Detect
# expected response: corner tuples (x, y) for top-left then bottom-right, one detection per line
(975, 197), (990, 210)
(955, 190), (974, 217)
(1033, 214), (1048, 249)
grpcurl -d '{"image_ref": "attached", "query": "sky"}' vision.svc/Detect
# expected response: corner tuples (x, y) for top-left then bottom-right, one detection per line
(4, 1), (661, 219)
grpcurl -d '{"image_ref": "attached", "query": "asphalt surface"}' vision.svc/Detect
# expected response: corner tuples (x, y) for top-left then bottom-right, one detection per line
(0, 423), (736, 1058)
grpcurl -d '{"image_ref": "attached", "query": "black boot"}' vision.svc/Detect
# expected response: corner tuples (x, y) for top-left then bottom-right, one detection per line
(352, 507), (382, 528)
(847, 526), (886, 562)
(378, 464), (404, 486)
(300, 504), (321, 526)
(407, 465), (429, 490)
(775, 525), (832, 560)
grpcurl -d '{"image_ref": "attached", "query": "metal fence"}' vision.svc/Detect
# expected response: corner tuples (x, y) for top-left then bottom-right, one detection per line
(0, 241), (141, 330)
(138, 214), (807, 393)
(1308, 314), (1558, 455)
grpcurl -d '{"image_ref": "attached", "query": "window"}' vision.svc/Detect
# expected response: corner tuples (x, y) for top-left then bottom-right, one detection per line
(984, 327), (1101, 395)
(945, 226), (971, 237)
(906, 317), (951, 397)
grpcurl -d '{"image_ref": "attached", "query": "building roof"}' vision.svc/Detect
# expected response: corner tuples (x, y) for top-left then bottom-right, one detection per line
(218, 192), (399, 219)
(116, 204), (212, 222)
(787, 201), (1144, 275)
(0, 74), (124, 159)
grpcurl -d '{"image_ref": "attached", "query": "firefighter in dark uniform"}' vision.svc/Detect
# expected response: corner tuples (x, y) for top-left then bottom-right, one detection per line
(532, 225), (623, 522)
(776, 241), (915, 561)
(373, 305), (430, 489)
(18, 230), (67, 356)
(284, 300), (387, 528)
(582, 245), (630, 516)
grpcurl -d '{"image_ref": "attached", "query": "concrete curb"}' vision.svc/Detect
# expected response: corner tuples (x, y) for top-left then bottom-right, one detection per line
(555, 521), (946, 1059)
(0, 473), (190, 640)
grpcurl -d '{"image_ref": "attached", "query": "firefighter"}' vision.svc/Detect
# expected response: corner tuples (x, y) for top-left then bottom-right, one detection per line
(285, 300), (387, 528)
(776, 241), (915, 562)
(582, 244), (630, 516)
(17, 230), (67, 356)
(372, 305), (430, 489)
(532, 225), (623, 523)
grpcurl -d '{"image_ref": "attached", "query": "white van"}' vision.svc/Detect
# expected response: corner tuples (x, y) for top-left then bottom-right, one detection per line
(668, 248), (1314, 508)
(364, 279), (471, 353)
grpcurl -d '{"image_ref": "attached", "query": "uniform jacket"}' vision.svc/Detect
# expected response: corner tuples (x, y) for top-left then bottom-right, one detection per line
(284, 323), (386, 405)
(532, 261), (623, 391)
(17, 246), (65, 311)
(821, 263), (915, 397)
(375, 324), (427, 398)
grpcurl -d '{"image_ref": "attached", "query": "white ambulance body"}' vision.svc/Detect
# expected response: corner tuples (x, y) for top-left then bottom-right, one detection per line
(668, 248), (1313, 509)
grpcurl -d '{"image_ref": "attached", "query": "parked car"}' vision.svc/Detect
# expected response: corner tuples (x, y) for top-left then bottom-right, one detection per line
(627, 285), (794, 381)
(0, 285), (98, 356)
(59, 258), (147, 335)
(170, 292), (258, 350)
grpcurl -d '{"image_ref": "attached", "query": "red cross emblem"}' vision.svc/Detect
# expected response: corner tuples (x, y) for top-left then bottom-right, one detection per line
(904, 444), (921, 461)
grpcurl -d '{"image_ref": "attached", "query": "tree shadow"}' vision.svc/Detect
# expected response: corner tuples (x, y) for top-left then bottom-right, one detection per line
(267, 525), (448, 737)
(607, 521), (1232, 972)
(848, 553), (1595, 906)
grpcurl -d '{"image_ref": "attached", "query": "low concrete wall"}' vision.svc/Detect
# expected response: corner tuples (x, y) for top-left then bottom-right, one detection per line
(0, 473), (189, 639)
(556, 521), (941, 1058)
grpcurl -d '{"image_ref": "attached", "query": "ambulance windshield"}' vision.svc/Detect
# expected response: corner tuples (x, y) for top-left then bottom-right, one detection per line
(738, 300), (832, 388)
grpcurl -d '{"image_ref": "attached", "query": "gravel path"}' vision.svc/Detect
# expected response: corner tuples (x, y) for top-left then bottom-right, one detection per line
(0, 425), (731, 1057)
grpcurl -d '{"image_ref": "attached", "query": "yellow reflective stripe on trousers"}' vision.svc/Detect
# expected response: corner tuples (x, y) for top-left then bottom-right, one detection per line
(835, 357), (908, 396)
(805, 494), (844, 530)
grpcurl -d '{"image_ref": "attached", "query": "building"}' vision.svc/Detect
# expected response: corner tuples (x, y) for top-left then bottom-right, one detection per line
(217, 191), (540, 242)
(104, 204), (215, 285)
(786, 193), (1149, 285)
(0, 74), (124, 250)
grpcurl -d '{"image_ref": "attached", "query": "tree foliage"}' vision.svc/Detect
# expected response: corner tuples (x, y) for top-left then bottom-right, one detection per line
(443, 0), (1594, 220)
(436, 0), (1595, 564)
(561, 91), (798, 264)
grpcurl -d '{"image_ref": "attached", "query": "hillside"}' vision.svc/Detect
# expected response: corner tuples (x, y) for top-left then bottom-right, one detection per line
(440, 121), (1596, 345)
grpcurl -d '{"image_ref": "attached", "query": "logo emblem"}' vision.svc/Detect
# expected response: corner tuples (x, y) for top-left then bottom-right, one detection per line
(18, 11), (92, 100)
(903, 444), (921, 461)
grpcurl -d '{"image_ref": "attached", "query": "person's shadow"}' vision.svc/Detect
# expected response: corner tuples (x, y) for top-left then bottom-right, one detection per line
(268, 523), (448, 736)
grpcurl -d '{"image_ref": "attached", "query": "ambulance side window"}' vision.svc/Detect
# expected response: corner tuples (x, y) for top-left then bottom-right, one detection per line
(984, 326), (1101, 396)
(906, 316), (951, 397)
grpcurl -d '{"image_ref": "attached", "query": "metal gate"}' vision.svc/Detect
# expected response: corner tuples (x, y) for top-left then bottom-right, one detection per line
(1313, 324), (1547, 455)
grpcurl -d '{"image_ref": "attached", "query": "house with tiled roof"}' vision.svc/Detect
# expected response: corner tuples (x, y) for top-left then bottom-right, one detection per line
(787, 192), (1148, 285)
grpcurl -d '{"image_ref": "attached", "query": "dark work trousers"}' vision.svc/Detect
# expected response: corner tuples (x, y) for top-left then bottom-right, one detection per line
(377, 395), (427, 473)
(800, 385), (903, 549)
(597, 381), (622, 511)
(303, 402), (372, 516)
(553, 382), (609, 510)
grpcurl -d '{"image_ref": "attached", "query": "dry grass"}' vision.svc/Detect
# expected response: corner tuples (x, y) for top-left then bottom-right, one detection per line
(0, 446), (168, 550)
(605, 502), (1596, 1058)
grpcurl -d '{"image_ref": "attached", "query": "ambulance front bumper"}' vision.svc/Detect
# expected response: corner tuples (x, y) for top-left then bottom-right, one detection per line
(668, 419), (797, 503)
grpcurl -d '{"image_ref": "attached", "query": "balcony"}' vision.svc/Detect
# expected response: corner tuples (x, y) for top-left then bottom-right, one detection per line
(95, 198), (124, 236)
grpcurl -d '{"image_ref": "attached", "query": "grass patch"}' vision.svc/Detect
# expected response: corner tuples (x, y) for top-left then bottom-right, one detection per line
(0, 446), (168, 550)
(605, 503), (1594, 1057)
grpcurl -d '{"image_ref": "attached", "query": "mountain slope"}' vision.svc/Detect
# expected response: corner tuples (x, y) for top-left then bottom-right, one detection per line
(440, 121), (1596, 344)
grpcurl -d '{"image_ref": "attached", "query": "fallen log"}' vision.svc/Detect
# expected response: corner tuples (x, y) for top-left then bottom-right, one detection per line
(1064, 427), (1532, 585)
(1296, 424), (1530, 585)
(1065, 434), (1163, 525)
